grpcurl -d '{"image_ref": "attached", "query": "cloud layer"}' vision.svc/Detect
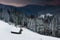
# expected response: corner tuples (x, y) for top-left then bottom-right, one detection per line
(0, 0), (60, 7)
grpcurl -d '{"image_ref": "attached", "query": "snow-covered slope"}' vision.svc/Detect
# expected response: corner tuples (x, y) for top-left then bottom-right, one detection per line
(0, 20), (60, 40)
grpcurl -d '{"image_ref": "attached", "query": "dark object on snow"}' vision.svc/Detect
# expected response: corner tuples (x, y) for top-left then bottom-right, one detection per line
(11, 29), (23, 34)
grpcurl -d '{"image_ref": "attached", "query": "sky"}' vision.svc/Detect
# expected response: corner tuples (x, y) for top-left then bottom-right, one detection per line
(0, 0), (60, 7)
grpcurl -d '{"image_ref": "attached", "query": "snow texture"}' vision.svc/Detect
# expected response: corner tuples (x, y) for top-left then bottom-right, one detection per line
(0, 20), (60, 40)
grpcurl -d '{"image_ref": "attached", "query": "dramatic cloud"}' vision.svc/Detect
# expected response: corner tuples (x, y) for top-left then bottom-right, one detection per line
(0, 0), (60, 7)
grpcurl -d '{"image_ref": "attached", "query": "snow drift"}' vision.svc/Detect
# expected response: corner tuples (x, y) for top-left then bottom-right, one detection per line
(0, 20), (60, 40)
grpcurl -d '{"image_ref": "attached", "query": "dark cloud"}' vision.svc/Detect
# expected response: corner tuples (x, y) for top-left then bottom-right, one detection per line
(0, 0), (60, 7)
(46, 0), (54, 2)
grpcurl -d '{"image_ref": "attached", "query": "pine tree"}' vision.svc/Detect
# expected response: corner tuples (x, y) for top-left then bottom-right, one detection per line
(0, 8), (3, 19)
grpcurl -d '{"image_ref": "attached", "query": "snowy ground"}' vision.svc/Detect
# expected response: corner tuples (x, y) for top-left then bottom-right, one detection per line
(0, 20), (60, 40)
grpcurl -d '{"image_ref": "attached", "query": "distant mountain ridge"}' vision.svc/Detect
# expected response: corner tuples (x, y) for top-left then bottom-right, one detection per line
(0, 4), (60, 16)
(19, 5), (60, 16)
